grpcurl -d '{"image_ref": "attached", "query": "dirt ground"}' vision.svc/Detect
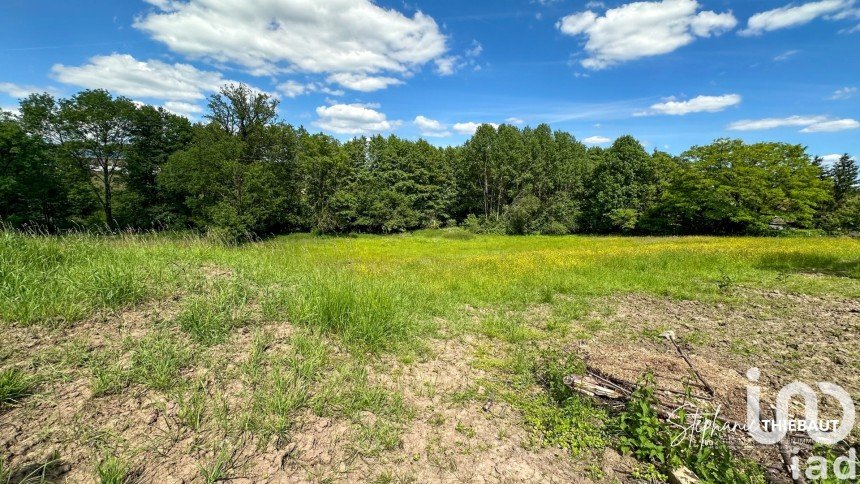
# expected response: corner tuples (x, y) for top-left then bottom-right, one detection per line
(2, 286), (858, 483)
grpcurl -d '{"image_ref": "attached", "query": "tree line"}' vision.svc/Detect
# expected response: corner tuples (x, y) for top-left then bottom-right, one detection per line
(1, 84), (858, 241)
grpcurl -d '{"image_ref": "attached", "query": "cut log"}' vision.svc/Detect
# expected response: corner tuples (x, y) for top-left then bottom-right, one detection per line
(668, 466), (700, 484)
(563, 374), (625, 399)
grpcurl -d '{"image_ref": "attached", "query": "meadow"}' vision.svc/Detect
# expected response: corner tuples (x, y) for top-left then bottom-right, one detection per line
(1, 230), (859, 483)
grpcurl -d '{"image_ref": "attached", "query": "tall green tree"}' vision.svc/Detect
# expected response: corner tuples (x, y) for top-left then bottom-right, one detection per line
(116, 105), (193, 228)
(829, 154), (858, 206)
(659, 139), (830, 233)
(20, 90), (137, 226)
(585, 136), (659, 232)
(0, 114), (71, 228)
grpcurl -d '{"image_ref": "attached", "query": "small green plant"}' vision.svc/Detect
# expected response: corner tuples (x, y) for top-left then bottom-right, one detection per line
(0, 368), (36, 408)
(96, 454), (131, 484)
(617, 374), (766, 484)
(805, 444), (859, 483)
(716, 271), (735, 292)
(504, 348), (608, 456)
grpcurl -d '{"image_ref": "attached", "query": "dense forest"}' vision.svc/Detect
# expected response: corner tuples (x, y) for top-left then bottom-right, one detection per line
(1, 84), (858, 242)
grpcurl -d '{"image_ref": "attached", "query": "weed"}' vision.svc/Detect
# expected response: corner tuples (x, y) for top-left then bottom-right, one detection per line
(617, 374), (766, 483)
(284, 271), (424, 352)
(479, 315), (537, 343)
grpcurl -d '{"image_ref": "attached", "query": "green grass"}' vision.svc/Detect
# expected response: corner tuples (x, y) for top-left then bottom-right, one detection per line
(0, 368), (36, 408)
(96, 454), (131, 484)
(1, 230), (859, 480)
(175, 279), (250, 345)
(129, 331), (192, 392)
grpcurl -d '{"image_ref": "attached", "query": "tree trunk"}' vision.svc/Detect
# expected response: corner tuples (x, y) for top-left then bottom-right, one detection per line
(103, 167), (113, 228)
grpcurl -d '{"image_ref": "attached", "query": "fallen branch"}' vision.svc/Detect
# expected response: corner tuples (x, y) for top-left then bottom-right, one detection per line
(772, 407), (807, 484)
(663, 331), (716, 397)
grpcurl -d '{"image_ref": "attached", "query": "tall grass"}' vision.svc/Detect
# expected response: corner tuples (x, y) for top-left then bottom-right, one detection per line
(3, 229), (859, 347)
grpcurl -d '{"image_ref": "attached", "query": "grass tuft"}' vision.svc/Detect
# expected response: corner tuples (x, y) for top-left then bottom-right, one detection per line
(175, 280), (250, 345)
(0, 368), (36, 408)
(96, 454), (132, 484)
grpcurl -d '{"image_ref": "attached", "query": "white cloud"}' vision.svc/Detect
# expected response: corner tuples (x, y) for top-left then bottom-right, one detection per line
(278, 80), (344, 98)
(742, 0), (855, 35)
(557, 0), (737, 69)
(800, 118), (860, 132)
(821, 153), (844, 165)
(434, 56), (461, 76)
(326, 73), (402, 92)
(773, 49), (801, 61)
(506, 117), (525, 125)
(453, 122), (499, 136)
(727, 115), (859, 132)
(830, 86), (857, 99)
(0, 82), (57, 99)
(413, 115), (451, 138)
(638, 94), (741, 116)
(135, 0), (448, 90)
(278, 80), (309, 98)
(314, 103), (401, 135)
(162, 101), (204, 118)
(52, 54), (226, 101)
(583, 135), (611, 144)
(2, 106), (21, 117)
(727, 115), (827, 130)
(466, 41), (484, 58)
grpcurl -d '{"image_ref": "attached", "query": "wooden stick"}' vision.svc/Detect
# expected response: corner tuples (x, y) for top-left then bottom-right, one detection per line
(772, 407), (807, 484)
(664, 332), (716, 397)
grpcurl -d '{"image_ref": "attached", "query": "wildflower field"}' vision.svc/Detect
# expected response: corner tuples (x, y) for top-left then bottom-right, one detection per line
(1, 230), (858, 482)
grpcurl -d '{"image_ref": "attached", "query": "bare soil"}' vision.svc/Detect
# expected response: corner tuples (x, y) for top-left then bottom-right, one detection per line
(2, 287), (858, 482)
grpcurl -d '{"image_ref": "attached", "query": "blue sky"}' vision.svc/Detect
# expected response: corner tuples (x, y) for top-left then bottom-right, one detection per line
(1, 0), (858, 161)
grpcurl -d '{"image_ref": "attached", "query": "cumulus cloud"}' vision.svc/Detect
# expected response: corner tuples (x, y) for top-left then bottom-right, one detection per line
(728, 115), (859, 132)
(1, 106), (21, 117)
(505, 117), (525, 125)
(742, 0), (855, 36)
(52, 54), (226, 101)
(163, 101), (204, 118)
(821, 153), (845, 164)
(830, 86), (857, 99)
(637, 94), (741, 116)
(466, 41), (484, 58)
(314, 103), (401, 135)
(413, 115), (451, 138)
(557, 0), (736, 69)
(453, 122), (499, 136)
(135, 0), (448, 91)
(583, 135), (611, 144)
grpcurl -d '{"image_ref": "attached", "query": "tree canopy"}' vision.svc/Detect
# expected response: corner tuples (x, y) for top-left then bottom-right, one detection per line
(1, 84), (857, 241)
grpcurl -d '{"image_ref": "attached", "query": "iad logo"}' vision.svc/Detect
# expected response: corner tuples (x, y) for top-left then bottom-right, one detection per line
(746, 367), (858, 480)
(746, 367), (855, 446)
